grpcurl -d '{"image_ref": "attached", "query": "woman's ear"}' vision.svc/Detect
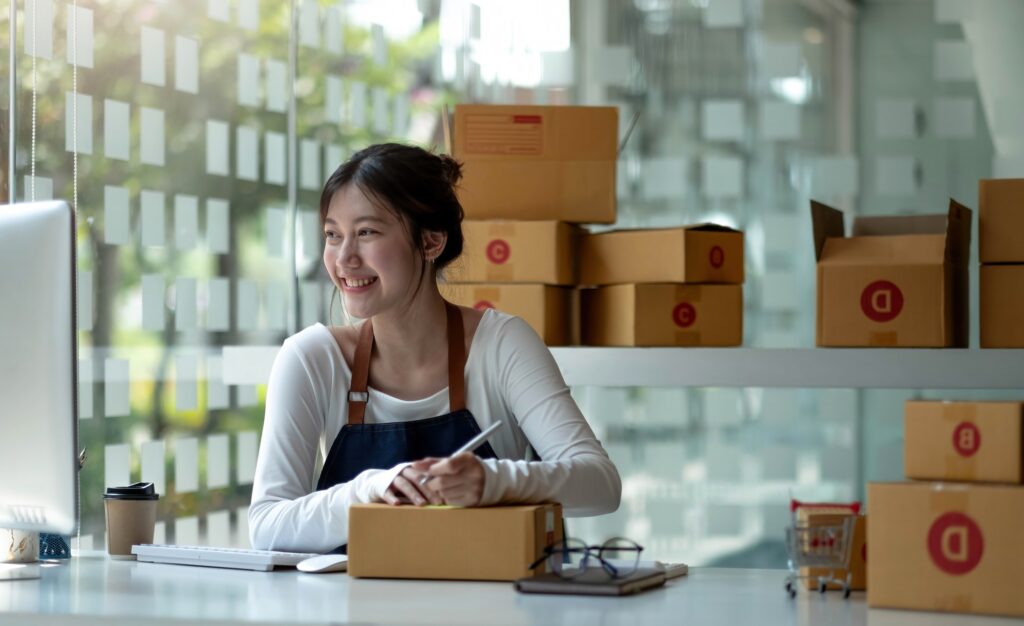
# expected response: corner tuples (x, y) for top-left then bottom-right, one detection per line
(422, 230), (447, 262)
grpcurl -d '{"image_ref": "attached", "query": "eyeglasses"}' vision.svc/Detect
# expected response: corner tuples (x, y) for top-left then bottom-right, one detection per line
(528, 537), (643, 579)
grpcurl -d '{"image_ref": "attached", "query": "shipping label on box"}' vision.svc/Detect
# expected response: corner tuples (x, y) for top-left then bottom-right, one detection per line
(811, 199), (971, 347)
(981, 264), (1024, 348)
(453, 104), (618, 224)
(347, 503), (563, 581)
(979, 178), (1024, 263)
(579, 224), (744, 286)
(450, 221), (579, 285)
(441, 283), (576, 345)
(905, 400), (1024, 483)
(868, 482), (1024, 617)
(801, 514), (867, 591)
(581, 283), (742, 346)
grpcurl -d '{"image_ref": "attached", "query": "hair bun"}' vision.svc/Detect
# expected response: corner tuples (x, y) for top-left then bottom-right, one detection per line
(438, 154), (463, 186)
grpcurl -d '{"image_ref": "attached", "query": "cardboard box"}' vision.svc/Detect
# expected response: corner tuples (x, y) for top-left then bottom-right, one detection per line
(579, 225), (744, 286)
(868, 482), (1024, 617)
(904, 400), (1024, 483)
(452, 104), (617, 224)
(980, 264), (1024, 348)
(979, 178), (1024, 263)
(581, 283), (742, 347)
(450, 221), (580, 285)
(801, 514), (867, 591)
(441, 283), (576, 346)
(347, 503), (563, 581)
(811, 199), (971, 347)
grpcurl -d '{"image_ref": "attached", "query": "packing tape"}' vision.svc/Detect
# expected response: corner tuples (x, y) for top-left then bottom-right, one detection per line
(674, 284), (703, 302)
(942, 402), (978, 480)
(869, 332), (898, 346)
(935, 594), (973, 613)
(674, 331), (701, 346)
(487, 222), (518, 237)
(928, 485), (970, 513)
(485, 265), (515, 281)
(472, 287), (501, 305)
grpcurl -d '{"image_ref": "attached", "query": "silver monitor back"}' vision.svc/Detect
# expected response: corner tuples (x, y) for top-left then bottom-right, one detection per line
(0, 201), (78, 535)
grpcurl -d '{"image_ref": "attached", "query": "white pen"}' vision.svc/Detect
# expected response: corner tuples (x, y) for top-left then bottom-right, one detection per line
(418, 420), (503, 486)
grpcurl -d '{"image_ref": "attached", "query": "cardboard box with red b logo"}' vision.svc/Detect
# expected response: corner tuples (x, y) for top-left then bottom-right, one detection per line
(867, 481), (1024, 617)
(580, 283), (742, 347)
(810, 198), (972, 347)
(578, 225), (744, 286)
(904, 400), (1024, 483)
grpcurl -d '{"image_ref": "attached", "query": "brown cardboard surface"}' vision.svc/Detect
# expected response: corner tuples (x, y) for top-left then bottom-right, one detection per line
(579, 225), (744, 286)
(581, 283), (742, 347)
(440, 283), (575, 345)
(453, 105), (617, 224)
(980, 264), (1024, 348)
(904, 400), (1024, 483)
(979, 179), (1024, 263)
(802, 514), (867, 591)
(811, 199), (971, 347)
(348, 503), (563, 581)
(867, 482), (1024, 617)
(450, 221), (579, 285)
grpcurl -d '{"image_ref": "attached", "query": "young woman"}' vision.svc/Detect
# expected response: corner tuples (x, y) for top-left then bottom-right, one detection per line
(249, 143), (621, 553)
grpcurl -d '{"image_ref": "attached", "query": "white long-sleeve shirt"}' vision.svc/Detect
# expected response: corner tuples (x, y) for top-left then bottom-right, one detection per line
(249, 309), (622, 553)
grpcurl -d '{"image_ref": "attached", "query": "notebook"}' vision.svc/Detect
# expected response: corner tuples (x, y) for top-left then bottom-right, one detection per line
(514, 567), (667, 596)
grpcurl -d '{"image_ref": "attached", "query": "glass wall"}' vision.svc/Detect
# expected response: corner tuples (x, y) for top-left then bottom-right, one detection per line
(1, 0), (1019, 567)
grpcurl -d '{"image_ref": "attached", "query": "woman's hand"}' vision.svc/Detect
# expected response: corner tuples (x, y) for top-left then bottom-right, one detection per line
(382, 465), (443, 506)
(412, 453), (485, 507)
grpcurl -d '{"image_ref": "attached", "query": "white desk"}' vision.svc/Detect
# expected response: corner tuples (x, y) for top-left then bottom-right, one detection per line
(0, 555), (1019, 625)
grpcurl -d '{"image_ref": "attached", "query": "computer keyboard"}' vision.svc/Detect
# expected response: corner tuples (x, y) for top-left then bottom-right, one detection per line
(131, 544), (319, 571)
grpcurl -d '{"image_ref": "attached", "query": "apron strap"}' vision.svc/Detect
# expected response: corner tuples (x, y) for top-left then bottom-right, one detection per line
(347, 318), (374, 426)
(346, 302), (467, 425)
(445, 302), (467, 412)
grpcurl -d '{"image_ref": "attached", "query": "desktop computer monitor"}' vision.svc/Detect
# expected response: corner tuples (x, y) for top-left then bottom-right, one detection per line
(0, 201), (79, 536)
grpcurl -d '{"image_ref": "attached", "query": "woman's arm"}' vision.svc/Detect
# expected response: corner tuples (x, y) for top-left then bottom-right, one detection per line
(248, 339), (404, 553)
(478, 317), (622, 517)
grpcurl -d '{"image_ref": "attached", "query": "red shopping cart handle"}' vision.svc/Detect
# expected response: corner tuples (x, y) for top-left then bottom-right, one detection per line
(790, 498), (861, 514)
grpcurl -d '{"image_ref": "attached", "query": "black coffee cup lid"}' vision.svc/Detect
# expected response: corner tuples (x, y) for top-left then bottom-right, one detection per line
(103, 482), (159, 500)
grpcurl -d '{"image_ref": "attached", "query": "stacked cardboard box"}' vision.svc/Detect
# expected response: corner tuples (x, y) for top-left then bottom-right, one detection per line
(979, 179), (1024, 347)
(810, 199), (972, 347)
(442, 104), (618, 345)
(868, 400), (1024, 617)
(578, 226), (744, 346)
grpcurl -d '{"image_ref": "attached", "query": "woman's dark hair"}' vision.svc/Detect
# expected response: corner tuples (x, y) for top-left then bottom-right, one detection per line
(319, 143), (465, 274)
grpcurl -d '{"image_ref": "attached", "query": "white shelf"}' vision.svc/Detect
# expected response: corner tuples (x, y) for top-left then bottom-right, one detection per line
(550, 348), (1024, 389)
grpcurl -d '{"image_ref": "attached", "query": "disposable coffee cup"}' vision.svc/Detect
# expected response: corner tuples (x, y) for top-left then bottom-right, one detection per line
(103, 482), (159, 559)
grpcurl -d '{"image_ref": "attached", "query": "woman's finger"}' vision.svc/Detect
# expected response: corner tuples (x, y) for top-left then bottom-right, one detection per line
(391, 474), (428, 506)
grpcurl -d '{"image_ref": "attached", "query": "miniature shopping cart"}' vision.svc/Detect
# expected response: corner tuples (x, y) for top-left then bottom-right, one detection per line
(784, 500), (858, 599)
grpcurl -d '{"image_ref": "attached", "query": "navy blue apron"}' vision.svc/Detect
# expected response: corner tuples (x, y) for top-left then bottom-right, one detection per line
(317, 302), (497, 552)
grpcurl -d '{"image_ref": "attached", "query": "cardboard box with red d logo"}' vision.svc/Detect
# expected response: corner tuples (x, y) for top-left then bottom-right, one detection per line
(811, 199), (971, 347)
(867, 482), (1024, 617)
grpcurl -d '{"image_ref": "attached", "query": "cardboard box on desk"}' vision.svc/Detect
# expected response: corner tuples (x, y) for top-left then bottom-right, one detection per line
(452, 104), (617, 224)
(979, 178), (1024, 263)
(811, 199), (971, 347)
(868, 482), (1024, 617)
(581, 283), (742, 347)
(579, 225), (744, 286)
(905, 400), (1024, 483)
(980, 265), (1024, 348)
(347, 503), (563, 581)
(451, 221), (580, 285)
(440, 283), (577, 346)
(801, 514), (867, 591)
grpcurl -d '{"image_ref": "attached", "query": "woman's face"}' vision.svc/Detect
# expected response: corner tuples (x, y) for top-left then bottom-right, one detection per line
(322, 184), (425, 319)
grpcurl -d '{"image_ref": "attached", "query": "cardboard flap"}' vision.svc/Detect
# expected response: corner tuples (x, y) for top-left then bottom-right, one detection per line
(811, 200), (845, 261)
(852, 214), (947, 237)
(820, 234), (947, 265)
(944, 198), (972, 264)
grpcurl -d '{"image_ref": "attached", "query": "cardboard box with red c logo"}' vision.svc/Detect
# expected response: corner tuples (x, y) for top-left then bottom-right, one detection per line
(452, 221), (580, 286)
(867, 482), (1024, 617)
(440, 283), (576, 346)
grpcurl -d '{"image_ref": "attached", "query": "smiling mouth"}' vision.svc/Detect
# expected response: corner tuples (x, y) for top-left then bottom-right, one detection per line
(343, 277), (378, 288)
